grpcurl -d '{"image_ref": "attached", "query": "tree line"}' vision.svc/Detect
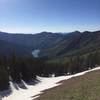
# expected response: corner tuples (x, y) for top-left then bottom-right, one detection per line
(0, 51), (100, 91)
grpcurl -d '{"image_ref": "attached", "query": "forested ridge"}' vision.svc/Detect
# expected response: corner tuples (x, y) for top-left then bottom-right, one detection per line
(0, 51), (100, 91)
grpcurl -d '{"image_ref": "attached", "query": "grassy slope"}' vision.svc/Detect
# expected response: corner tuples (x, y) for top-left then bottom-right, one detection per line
(35, 70), (100, 100)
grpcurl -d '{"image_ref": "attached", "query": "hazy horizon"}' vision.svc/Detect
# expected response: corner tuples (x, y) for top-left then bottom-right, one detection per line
(0, 0), (100, 33)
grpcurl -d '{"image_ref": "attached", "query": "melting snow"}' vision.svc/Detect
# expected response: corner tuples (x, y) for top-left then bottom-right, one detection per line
(2, 67), (100, 100)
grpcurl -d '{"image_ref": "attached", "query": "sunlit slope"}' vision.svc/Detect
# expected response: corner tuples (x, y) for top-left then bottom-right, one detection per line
(35, 69), (100, 100)
(41, 31), (100, 57)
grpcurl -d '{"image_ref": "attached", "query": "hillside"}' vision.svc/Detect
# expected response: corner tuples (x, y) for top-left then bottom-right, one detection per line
(2, 67), (100, 100)
(41, 31), (100, 58)
(0, 31), (64, 50)
(35, 68), (100, 100)
(0, 39), (32, 57)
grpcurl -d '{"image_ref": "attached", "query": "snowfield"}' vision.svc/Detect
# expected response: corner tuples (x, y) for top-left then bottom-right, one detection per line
(2, 67), (100, 100)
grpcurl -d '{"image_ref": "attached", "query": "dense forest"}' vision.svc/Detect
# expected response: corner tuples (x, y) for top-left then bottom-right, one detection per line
(0, 50), (100, 91)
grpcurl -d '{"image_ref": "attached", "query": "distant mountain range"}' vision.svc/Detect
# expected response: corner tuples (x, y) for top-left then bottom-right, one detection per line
(0, 31), (64, 49)
(0, 31), (65, 57)
(0, 30), (100, 58)
(41, 31), (100, 58)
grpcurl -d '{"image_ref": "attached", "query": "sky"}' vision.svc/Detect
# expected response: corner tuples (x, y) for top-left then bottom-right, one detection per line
(0, 0), (100, 33)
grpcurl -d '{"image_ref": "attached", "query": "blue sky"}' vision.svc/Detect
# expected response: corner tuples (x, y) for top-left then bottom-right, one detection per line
(0, 0), (100, 33)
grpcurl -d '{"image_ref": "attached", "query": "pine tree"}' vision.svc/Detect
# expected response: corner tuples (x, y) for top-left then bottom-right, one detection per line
(0, 65), (9, 91)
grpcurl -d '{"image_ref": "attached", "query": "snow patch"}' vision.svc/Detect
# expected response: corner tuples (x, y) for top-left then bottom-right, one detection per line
(2, 66), (100, 100)
(32, 49), (40, 58)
